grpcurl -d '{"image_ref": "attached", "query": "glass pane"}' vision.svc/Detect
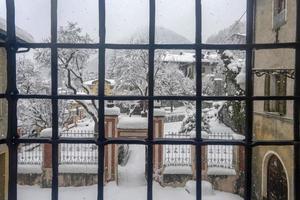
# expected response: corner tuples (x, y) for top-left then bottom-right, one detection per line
(104, 144), (147, 200)
(18, 143), (51, 200)
(58, 143), (98, 200)
(58, 48), (98, 95)
(254, 0), (296, 43)
(17, 49), (51, 95)
(106, 49), (148, 96)
(0, 144), (8, 200)
(15, 0), (50, 43)
(17, 99), (52, 138)
(154, 50), (196, 96)
(252, 145), (293, 200)
(105, 100), (148, 139)
(156, 0), (195, 44)
(58, 0), (99, 43)
(153, 100), (196, 139)
(202, 101), (246, 140)
(202, 145), (245, 199)
(253, 100), (293, 141)
(202, 0), (246, 44)
(58, 99), (98, 138)
(253, 49), (295, 97)
(202, 50), (246, 96)
(0, 0), (6, 33)
(0, 99), (7, 139)
(106, 0), (149, 44)
(154, 144), (195, 200)
(0, 48), (7, 94)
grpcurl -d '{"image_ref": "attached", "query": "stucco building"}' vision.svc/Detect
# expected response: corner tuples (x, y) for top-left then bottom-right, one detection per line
(252, 0), (296, 199)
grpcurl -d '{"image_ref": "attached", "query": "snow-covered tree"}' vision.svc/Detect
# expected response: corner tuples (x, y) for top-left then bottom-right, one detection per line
(107, 46), (195, 114)
(34, 22), (99, 132)
(17, 55), (68, 133)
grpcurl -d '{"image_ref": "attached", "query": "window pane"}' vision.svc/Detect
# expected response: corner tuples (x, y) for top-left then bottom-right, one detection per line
(106, 0), (149, 44)
(104, 144), (146, 200)
(58, 48), (98, 95)
(202, 0), (246, 44)
(17, 49), (51, 95)
(17, 99), (52, 138)
(156, 0), (195, 44)
(252, 145), (293, 200)
(0, 144), (8, 200)
(58, 0), (99, 43)
(154, 144), (195, 200)
(15, 0), (50, 43)
(202, 145), (244, 199)
(0, 48), (7, 94)
(58, 99), (98, 138)
(253, 100), (293, 141)
(154, 50), (196, 96)
(58, 144), (98, 200)
(105, 100), (148, 139)
(202, 101), (246, 141)
(202, 50), (246, 96)
(253, 49), (295, 97)
(255, 0), (296, 43)
(0, 99), (7, 139)
(18, 143), (51, 200)
(153, 100), (196, 139)
(0, 0), (6, 33)
(106, 49), (148, 96)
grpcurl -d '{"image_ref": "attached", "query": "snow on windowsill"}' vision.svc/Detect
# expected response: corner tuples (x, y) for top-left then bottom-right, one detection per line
(207, 167), (236, 176)
(18, 165), (42, 174)
(59, 164), (98, 174)
(163, 166), (192, 175)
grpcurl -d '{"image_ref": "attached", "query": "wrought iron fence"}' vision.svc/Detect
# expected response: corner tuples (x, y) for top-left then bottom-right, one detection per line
(18, 143), (42, 165)
(208, 132), (234, 169)
(18, 131), (98, 165)
(164, 131), (192, 167)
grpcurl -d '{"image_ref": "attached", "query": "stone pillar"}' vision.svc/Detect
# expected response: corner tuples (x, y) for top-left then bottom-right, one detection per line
(237, 146), (245, 172)
(153, 109), (165, 176)
(104, 107), (120, 183)
(40, 128), (53, 188)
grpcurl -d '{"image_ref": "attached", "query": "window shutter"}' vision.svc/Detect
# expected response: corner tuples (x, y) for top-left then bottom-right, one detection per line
(278, 75), (287, 115)
(264, 74), (270, 111)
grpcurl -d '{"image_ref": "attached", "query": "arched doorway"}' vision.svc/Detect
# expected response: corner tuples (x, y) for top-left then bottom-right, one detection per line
(267, 155), (288, 200)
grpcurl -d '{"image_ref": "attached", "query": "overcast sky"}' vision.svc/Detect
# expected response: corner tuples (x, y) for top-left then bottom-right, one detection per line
(0, 0), (246, 43)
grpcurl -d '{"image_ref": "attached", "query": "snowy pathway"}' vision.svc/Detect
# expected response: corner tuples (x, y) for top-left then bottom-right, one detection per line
(118, 145), (146, 186)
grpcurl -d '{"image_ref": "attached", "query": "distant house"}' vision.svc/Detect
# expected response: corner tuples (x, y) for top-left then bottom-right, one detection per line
(162, 51), (218, 80)
(83, 78), (115, 96)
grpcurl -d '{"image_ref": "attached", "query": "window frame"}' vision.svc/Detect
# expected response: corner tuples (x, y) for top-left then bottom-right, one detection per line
(0, 0), (299, 200)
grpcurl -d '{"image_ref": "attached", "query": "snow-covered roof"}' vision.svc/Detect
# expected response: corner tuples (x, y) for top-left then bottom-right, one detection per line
(163, 52), (195, 63)
(0, 17), (34, 42)
(83, 79), (115, 86)
(117, 116), (148, 130)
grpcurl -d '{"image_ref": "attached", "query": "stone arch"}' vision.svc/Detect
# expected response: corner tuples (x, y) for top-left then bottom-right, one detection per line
(261, 151), (289, 200)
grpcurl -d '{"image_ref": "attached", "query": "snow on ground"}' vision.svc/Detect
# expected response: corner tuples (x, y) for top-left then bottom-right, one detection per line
(18, 145), (242, 200)
(118, 145), (146, 186)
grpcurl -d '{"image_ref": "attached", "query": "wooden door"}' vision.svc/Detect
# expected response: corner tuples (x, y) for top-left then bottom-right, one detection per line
(267, 155), (288, 200)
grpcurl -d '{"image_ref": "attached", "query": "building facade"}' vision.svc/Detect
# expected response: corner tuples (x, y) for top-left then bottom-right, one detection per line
(252, 0), (296, 199)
